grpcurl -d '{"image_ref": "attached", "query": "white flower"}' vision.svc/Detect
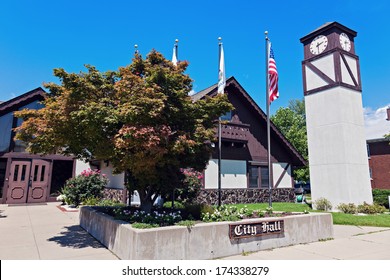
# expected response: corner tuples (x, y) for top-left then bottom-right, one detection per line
(56, 194), (66, 202)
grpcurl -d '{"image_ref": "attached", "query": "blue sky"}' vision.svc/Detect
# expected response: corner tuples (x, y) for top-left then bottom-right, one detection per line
(0, 0), (389, 137)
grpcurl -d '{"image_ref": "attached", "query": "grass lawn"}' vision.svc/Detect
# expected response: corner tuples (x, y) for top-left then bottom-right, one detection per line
(332, 212), (390, 227)
(233, 202), (311, 212)
(233, 203), (390, 227)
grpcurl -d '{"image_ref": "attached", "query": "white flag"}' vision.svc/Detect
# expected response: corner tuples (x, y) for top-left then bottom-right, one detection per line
(217, 43), (226, 94)
(172, 45), (178, 66)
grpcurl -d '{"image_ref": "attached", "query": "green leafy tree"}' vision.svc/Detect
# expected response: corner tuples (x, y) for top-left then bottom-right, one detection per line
(15, 50), (233, 212)
(271, 99), (309, 182)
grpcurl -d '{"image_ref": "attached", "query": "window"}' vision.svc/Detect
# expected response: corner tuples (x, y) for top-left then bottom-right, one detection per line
(220, 111), (232, 121)
(0, 112), (13, 152)
(248, 165), (269, 188)
(260, 167), (269, 188)
(248, 166), (258, 188)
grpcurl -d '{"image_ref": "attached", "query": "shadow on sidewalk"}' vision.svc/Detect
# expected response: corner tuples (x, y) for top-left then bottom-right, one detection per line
(47, 225), (105, 249)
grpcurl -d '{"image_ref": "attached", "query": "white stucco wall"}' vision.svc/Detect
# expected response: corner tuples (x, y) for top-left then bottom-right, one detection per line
(75, 160), (92, 176)
(100, 162), (125, 189)
(341, 55), (358, 86)
(204, 159), (247, 189)
(306, 54), (334, 91)
(273, 162), (292, 188)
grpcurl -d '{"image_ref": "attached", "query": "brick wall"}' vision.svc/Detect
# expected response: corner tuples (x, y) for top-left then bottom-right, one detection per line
(369, 154), (390, 189)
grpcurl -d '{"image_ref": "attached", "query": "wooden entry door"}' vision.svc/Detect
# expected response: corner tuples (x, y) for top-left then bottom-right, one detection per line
(6, 159), (51, 204)
(6, 160), (31, 204)
(28, 159), (50, 203)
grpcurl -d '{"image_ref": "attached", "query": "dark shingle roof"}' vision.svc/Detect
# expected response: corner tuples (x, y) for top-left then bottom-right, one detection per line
(192, 76), (306, 166)
(0, 87), (46, 117)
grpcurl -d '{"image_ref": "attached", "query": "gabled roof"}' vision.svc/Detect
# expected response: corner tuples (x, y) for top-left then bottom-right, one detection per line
(0, 87), (46, 117)
(191, 76), (306, 166)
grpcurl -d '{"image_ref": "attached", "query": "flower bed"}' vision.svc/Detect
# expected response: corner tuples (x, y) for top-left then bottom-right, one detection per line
(80, 206), (333, 260)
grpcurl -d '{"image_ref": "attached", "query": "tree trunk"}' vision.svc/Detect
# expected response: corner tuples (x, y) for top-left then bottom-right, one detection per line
(140, 196), (153, 213)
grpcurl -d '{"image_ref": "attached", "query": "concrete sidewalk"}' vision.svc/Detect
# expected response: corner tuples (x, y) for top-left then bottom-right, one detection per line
(222, 224), (390, 260)
(0, 202), (118, 260)
(0, 202), (389, 260)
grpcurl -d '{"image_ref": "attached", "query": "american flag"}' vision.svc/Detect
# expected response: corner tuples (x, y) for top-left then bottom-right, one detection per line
(268, 44), (279, 103)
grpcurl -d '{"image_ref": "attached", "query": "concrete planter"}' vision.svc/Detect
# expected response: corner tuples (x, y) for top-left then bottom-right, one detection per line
(80, 206), (333, 260)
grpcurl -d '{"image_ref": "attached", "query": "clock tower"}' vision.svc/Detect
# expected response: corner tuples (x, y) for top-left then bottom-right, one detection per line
(300, 22), (373, 209)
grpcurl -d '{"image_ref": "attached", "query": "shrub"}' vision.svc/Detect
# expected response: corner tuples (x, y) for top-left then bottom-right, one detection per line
(82, 197), (100, 206)
(337, 203), (358, 214)
(314, 197), (332, 211)
(357, 202), (387, 214)
(265, 206), (273, 214)
(113, 208), (182, 227)
(337, 202), (387, 214)
(173, 168), (203, 204)
(257, 211), (265, 218)
(132, 223), (159, 229)
(61, 169), (108, 207)
(372, 189), (390, 209)
(201, 205), (253, 222)
(163, 200), (185, 209)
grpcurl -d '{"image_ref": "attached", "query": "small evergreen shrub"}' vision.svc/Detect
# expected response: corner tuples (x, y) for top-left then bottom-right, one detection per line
(337, 203), (358, 214)
(337, 202), (387, 214)
(314, 197), (332, 211)
(357, 202), (387, 214)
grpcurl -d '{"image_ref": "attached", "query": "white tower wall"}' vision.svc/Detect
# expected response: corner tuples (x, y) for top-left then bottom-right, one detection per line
(305, 87), (373, 209)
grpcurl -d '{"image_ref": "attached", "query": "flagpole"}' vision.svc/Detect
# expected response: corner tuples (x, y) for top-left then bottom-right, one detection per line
(217, 37), (222, 207)
(265, 31), (273, 208)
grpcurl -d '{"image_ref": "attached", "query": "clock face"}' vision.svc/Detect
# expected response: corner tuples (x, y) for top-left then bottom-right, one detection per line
(310, 35), (328, 55)
(339, 32), (351, 51)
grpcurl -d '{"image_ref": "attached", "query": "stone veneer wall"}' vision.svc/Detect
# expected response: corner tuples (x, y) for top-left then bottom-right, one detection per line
(103, 188), (127, 203)
(195, 188), (295, 205)
(102, 188), (295, 206)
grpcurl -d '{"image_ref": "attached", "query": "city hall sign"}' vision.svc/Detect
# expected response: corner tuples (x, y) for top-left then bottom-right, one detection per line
(229, 220), (284, 239)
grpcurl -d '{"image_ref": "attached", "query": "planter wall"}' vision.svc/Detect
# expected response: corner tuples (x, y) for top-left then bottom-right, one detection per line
(80, 206), (333, 260)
